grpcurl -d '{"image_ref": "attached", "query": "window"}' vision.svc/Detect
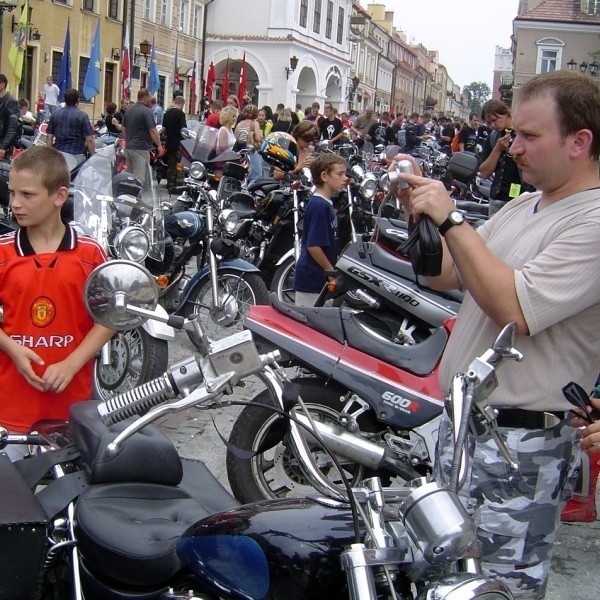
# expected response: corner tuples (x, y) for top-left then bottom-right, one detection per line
(180, 0), (189, 33)
(160, 0), (169, 26)
(581, 0), (600, 15)
(536, 38), (564, 74)
(193, 4), (202, 38)
(325, 1), (333, 38)
(83, 0), (94, 12)
(78, 57), (90, 98)
(52, 51), (63, 82)
(336, 7), (345, 44)
(313, 0), (321, 34)
(143, 0), (153, 21)
(108, 0), (119, 19)
(300, 0), (308, 28)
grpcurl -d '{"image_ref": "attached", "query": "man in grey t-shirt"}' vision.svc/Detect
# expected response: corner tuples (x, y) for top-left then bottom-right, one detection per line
(122, 88), (163, 185)
(393, 70), (600, 599)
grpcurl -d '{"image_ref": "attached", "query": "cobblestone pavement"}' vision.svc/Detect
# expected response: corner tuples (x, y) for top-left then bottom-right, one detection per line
(155, 326), (599, 600)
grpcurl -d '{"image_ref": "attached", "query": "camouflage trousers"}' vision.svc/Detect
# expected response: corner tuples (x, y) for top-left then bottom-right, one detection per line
(166, 149), (182, 193)
(435, 408), (579, 599)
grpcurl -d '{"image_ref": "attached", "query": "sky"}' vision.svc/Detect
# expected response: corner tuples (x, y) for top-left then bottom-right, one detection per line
(378, 0), (520, 91)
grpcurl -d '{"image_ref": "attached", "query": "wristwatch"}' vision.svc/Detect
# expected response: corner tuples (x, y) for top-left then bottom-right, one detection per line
(438, 210), (465, 236)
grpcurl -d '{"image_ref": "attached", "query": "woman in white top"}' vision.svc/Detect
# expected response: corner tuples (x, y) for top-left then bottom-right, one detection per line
(216, 105), (238, 155)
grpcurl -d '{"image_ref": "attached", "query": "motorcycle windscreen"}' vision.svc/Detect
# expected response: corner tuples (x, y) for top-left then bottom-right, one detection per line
(142, 162), (166, 263)
(72, 146), (116, 243)
(191, 124), (219, 163)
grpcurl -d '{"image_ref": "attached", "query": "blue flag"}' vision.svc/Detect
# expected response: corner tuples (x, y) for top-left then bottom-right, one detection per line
(148, 38), (160, 95)
(57, 20), (72, 102)
(83, 21), (101, 101)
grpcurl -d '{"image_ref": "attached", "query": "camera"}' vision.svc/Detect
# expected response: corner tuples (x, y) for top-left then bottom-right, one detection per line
(380, 160), (414, 192)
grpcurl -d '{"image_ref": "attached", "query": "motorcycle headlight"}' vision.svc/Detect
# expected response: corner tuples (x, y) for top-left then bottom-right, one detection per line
(351, 165), (365, 180)
(114, 226), (150, 262)
(218, 209), (239, 233)
(418, 574), (512, 600)
(189, 161), (207, 180)
(359, 174), (378, 199)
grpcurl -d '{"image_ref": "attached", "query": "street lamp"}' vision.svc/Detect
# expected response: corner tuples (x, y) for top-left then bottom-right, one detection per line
(284, 55), (298, 80)
(567, 58), (577, 71)
(566, 57), (599, 76)
(0, 0), (17, 71)
(135, 39), (152, 68)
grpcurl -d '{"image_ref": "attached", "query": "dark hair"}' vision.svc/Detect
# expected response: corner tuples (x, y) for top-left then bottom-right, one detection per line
(481, 99), (510, 121)
(0, 74), (7, 87)
(261, 105), (274, 121)
(138, 88), (150, 101)
(18, 98), (29, 109)
(292, 119), (319, 142)
(12, 146), (69, 192)
(64, 88), (80, 106)
(310, 153), (346, 186)
(517, 70), (600, 160)
(468, 112), (478, 121)
(105, 101), (117, 114)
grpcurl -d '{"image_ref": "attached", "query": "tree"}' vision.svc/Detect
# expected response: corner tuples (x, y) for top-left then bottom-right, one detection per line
(462, 82), (491, 116)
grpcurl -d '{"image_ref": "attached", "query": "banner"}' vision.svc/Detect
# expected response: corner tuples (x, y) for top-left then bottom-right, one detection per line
(237, 52), (247, 107)
(205, 61), (216, 100)
(82, 20), (101, 101)
(7, 0), (29, 91)
(148, 38), (160, 94)
(57, 19), (72, 102)
(121, 23), (131, 100)
(172, 40), (180, 92)
(221, 57), (229, 102)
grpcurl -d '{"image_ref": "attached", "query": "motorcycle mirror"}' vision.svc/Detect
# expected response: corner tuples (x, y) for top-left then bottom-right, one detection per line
(491, 322), (518, 358)
(84, 260), (159, 330)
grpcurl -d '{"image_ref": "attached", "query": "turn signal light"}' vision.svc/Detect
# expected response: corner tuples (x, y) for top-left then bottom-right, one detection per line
(156, 275), (169, 288)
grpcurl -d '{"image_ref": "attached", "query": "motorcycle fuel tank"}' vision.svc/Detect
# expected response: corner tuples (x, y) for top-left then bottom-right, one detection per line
(177, 497), (357, 600)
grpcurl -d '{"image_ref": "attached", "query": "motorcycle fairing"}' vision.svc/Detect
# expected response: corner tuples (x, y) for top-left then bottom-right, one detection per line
(336, 242), (461, 325)
(178, 498), (364, 600)
(246, 306), (444, 429)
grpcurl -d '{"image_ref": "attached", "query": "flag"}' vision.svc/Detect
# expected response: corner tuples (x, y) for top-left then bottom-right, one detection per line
(172, 40), (180, 92)
(221, 57), (229, 102)
(237, 52), (247, 107)
(7, 0), (29, 91)
(83, 20), (101, 101)
(205, 61), (216, 100)
(121, 23), (131, 100)
(57, 19), (72, 102)
(148, 38), (160, 94)
(189, 55), (197, 115)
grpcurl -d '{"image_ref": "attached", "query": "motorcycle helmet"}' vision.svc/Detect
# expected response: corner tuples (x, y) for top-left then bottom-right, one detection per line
(259, 132), (297, 172)
(112, 170), (143, 199)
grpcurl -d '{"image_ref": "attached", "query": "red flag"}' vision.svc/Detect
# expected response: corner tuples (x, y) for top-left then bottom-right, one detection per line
(121, 24), (131, 99)
(221, 58), (230, 102)
(189, 59), (197, 115)
(237, 52), (247, 107)
(205, 61), (216, 100)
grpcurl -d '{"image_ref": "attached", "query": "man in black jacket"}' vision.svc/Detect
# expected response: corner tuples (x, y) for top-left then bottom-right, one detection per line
(162, 95), (187, 194)
(0, 74), (21, 160)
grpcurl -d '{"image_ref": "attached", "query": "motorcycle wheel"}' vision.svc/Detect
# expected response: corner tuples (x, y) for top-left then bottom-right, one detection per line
(184, 270), (269, 347)
(93, 328), (169, 401)
(226, 377), (385, 503)
(271, 256), (296, 304)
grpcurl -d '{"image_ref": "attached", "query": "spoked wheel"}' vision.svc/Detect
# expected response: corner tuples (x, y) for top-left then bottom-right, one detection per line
(226, 378), (385, 503)
(184, 269), (269, 347)
(271, 256), (296, 304)
(93, 328), (168, 401)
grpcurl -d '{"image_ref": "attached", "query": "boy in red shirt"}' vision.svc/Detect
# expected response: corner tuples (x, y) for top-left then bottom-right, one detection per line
(0, 146), (114, 445)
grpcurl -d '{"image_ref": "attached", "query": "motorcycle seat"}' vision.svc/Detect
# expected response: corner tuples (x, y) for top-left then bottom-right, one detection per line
(270, 295), (448, 376)
(246, 178), (280, 194)
(454, 200), (489, 216)
(74, 458), (240, 588)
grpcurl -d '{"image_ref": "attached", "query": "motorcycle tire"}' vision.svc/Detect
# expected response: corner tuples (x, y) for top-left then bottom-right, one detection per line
(184, 270), (269, 348)
(226, 377), (386, 503)
(271, 256), (296, 304)
(93, 327), (169, 401)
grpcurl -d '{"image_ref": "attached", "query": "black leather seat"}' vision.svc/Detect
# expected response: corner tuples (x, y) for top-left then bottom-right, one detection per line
(74, 458), (239, 588)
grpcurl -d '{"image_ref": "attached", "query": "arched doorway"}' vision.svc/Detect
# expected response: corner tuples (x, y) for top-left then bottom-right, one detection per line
(324, 66), (343, 109)
(296, 67), (317, 113)
(215, 58), (259, 105)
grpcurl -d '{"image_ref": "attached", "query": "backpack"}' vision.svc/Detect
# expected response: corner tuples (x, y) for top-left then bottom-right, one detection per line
(396, 127), (407, 150)
(451, 132), (460, 153)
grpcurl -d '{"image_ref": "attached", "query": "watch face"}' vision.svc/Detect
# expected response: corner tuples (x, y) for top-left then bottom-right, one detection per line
(450, 211), (465, 225)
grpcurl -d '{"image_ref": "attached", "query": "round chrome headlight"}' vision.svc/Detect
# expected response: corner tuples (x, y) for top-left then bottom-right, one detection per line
(359, 173), (378, 199)
(351, 165), (365, 180)
(189, 161), (207, 180)
(114, 226), (150, 262)
(218, 209), (239, 233)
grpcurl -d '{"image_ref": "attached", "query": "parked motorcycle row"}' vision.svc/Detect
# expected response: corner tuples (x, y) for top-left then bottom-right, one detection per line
(0, 122), (525, 599)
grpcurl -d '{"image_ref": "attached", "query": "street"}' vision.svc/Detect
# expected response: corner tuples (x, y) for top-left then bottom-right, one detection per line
(158, 329), (600, 600)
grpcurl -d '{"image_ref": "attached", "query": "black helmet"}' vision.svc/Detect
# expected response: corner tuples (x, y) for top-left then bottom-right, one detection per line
(259, 132), (298, 171)
(112, 170), (143, 198)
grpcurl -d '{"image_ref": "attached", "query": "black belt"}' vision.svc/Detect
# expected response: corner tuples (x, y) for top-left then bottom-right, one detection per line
(496, 408), (565, 430)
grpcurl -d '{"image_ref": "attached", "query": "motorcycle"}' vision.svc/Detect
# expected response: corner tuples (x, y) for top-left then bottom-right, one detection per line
(0, 259), (513, 600)
(70, 144), (175, 400)
(159, 160), (270, 346)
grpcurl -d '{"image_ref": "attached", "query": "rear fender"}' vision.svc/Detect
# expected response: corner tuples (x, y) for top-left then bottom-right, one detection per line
(275, 248), (295, 267)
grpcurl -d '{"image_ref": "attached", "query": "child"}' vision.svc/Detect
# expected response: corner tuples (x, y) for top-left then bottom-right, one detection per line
(0, 146), (114, 441)
(293, 153), (347, 307)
